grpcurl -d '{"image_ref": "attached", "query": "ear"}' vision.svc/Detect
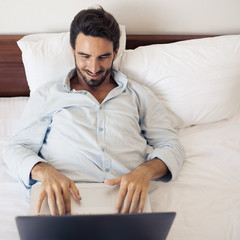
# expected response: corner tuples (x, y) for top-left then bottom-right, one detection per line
(113, 45), (120, 61)
(70, 43), (75, 55)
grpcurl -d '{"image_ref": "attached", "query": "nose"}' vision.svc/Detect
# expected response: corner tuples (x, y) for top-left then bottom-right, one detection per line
(88, 58), (101, 74)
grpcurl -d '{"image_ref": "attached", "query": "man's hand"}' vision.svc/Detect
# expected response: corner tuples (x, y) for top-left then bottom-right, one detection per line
(31, 162), (81, 215)
(104, 158), (169, 214)
(105, 167), (150, 213)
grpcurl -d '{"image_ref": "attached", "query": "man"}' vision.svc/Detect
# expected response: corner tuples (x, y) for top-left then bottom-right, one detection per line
(3, 7), (184, 215)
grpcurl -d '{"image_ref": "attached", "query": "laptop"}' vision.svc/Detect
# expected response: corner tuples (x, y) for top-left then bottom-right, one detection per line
(16, 212), (176, 240)
(16, 183), (176, 240)
(29, 183), (152, 215)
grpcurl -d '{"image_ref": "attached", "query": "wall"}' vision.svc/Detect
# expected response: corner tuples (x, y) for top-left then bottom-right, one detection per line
(1, 0), (240, 35)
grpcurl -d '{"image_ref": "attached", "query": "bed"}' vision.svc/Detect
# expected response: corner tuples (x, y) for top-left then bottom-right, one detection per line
(1, 32), (240, 240)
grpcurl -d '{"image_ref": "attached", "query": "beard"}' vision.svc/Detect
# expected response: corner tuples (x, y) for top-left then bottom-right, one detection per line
(74, 57), (113, 88)
(76, 67), (112, 88)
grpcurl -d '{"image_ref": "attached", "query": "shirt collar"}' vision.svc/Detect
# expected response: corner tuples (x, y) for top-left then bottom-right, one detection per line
(112, 69), (128, 90)
(63, 68), (77, 92)
(62, 68), (128, 93)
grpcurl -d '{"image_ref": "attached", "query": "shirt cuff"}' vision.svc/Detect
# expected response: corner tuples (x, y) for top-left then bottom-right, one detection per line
(147, 148), (182, 181)
(19, 156), (46, 189)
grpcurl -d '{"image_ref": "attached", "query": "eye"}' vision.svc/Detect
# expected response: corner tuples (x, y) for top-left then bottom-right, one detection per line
(82, 55), (90, 59)
(99, 55), (110, 60)
(77, 52), (90, 59)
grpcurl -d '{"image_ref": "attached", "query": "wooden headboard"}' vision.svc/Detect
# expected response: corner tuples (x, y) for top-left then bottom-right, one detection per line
(0, 34), (215, 97)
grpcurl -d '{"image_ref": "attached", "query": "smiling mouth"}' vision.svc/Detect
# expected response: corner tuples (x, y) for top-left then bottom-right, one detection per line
(85, 70), (104, 78)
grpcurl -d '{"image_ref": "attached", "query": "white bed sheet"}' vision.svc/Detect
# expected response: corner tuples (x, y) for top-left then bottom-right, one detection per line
(0, 97), (29, 240)
(0, 97), (240, 240)
(150, 111), (240, 240)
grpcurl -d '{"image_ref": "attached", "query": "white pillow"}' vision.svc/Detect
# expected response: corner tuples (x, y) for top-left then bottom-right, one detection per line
(17, 25), (126, 93)
(119, 35), (240, 128)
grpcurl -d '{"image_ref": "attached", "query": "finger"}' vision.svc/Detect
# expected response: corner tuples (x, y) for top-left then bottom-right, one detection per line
(36, 190), (46, 214)
(129, 188), (141, 214)
(115, 183), (128, 213)
(104, 177), (121, 186)
(121, 189), (135, 214)
(62, 187), (71, 215)
(47, 190), (57, 216)
(55, 188), (65, 215)
(69, 181), (81, 200)
(138, 188), (148, 213)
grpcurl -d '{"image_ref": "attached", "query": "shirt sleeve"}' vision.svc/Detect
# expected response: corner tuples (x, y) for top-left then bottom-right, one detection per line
(2, 88), (51, 188)
(135, 83), (185, 181)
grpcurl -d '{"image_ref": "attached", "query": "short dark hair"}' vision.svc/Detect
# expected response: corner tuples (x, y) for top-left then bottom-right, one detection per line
(70, 6), (120, 51)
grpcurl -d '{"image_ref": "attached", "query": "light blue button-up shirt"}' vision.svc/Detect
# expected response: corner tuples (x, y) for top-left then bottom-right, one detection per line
(3, 69), (184, 188)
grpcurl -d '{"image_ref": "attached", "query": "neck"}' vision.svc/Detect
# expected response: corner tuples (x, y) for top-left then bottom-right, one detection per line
(70, 70), (118, 104)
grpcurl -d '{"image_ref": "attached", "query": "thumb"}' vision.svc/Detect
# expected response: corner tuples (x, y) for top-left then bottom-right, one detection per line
(69, 181), (82, 200)
(104, 177), (121, 186)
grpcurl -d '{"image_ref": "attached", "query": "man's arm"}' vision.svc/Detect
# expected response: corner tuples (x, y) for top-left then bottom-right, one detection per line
(3, 85), (81, 215)
(2, 88), (51, 188)
(31, 162), (81, 215)
(105, 158), (168, 213)
(105, 82), (184, 214)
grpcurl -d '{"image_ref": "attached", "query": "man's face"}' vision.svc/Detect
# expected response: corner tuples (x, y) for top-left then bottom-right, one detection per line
(72, 33), (118, 88)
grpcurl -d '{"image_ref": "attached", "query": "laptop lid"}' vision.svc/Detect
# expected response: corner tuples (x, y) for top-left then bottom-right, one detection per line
(16, 212), (176, 240)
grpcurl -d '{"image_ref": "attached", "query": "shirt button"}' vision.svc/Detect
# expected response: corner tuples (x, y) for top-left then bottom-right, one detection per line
(105, 168), (110, 172)
(99, 106), (102, 110)
(83, 91), (87, 95)
(101, 148), (105, 152)
(99, 127), (103, 132)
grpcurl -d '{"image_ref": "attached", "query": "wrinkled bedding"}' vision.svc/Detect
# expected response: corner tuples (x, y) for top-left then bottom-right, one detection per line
(0, 97), (239, 240)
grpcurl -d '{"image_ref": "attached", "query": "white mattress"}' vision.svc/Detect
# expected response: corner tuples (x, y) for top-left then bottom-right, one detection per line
(0, 97), (240, 240)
